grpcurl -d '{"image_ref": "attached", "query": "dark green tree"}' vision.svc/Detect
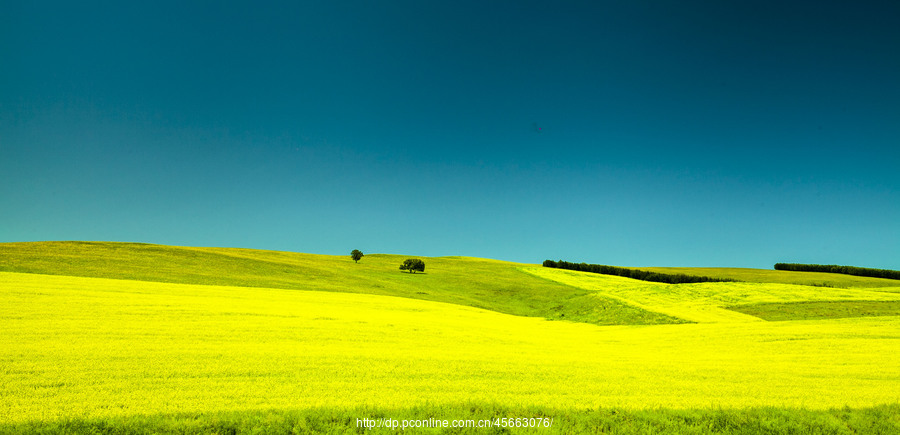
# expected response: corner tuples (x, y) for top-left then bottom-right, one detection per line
(399, 258), (425, 273)
(350, 249), (364, 263)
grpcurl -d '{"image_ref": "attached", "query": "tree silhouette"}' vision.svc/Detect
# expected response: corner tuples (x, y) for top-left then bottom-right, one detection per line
(350, 249), (364, 263)
(399, 258), (425, 273)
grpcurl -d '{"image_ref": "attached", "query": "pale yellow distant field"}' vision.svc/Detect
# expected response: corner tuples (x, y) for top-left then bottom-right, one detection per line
(523, 266), (900, 323)
(2, 271), (899, 424)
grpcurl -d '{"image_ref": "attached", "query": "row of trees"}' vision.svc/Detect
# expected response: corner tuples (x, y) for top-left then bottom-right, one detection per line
(350, 250), (425, 273)
(542, 260), (734, 284)
(774, 263), (900, 280)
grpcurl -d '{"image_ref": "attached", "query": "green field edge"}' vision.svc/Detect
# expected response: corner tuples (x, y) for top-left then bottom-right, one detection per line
(726, 300), (900, 321)
(5, 404), (899, 435)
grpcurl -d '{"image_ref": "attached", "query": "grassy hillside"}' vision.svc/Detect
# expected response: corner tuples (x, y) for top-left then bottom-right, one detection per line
(0, 241), (682, 326)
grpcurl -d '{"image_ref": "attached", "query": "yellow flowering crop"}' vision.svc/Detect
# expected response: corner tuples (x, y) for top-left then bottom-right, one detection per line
(2, 269), (899, 424)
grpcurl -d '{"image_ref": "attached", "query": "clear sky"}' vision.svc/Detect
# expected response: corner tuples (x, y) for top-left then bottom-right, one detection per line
(2, 1), (898, 268)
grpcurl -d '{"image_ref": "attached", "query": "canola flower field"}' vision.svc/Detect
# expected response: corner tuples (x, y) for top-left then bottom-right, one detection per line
(1, 242), (899, 433)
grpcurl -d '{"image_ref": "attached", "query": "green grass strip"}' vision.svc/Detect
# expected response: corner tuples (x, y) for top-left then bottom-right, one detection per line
(727, 300), (900, 321)
(3, 404), (898, 434)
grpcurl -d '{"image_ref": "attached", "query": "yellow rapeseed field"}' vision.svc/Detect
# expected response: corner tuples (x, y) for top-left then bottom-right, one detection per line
(3, 269), (899, 425)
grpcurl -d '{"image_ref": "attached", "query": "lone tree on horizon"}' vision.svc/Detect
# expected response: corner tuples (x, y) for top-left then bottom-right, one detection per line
(399, 258), (425, 273)
(350, 249), (364, 263)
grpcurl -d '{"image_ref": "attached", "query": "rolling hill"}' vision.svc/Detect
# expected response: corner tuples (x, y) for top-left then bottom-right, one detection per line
(2, 241), (899, 433)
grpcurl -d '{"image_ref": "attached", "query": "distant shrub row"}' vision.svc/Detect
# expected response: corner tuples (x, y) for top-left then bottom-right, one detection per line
(542, 260), (734, 284)
(774, 263), (900, 280)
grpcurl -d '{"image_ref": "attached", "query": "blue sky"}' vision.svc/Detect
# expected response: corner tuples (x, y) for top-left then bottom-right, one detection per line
(2, 0), (898, 268)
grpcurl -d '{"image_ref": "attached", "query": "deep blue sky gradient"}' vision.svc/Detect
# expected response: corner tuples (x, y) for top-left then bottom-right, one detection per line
(2, 1), (898, 268)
